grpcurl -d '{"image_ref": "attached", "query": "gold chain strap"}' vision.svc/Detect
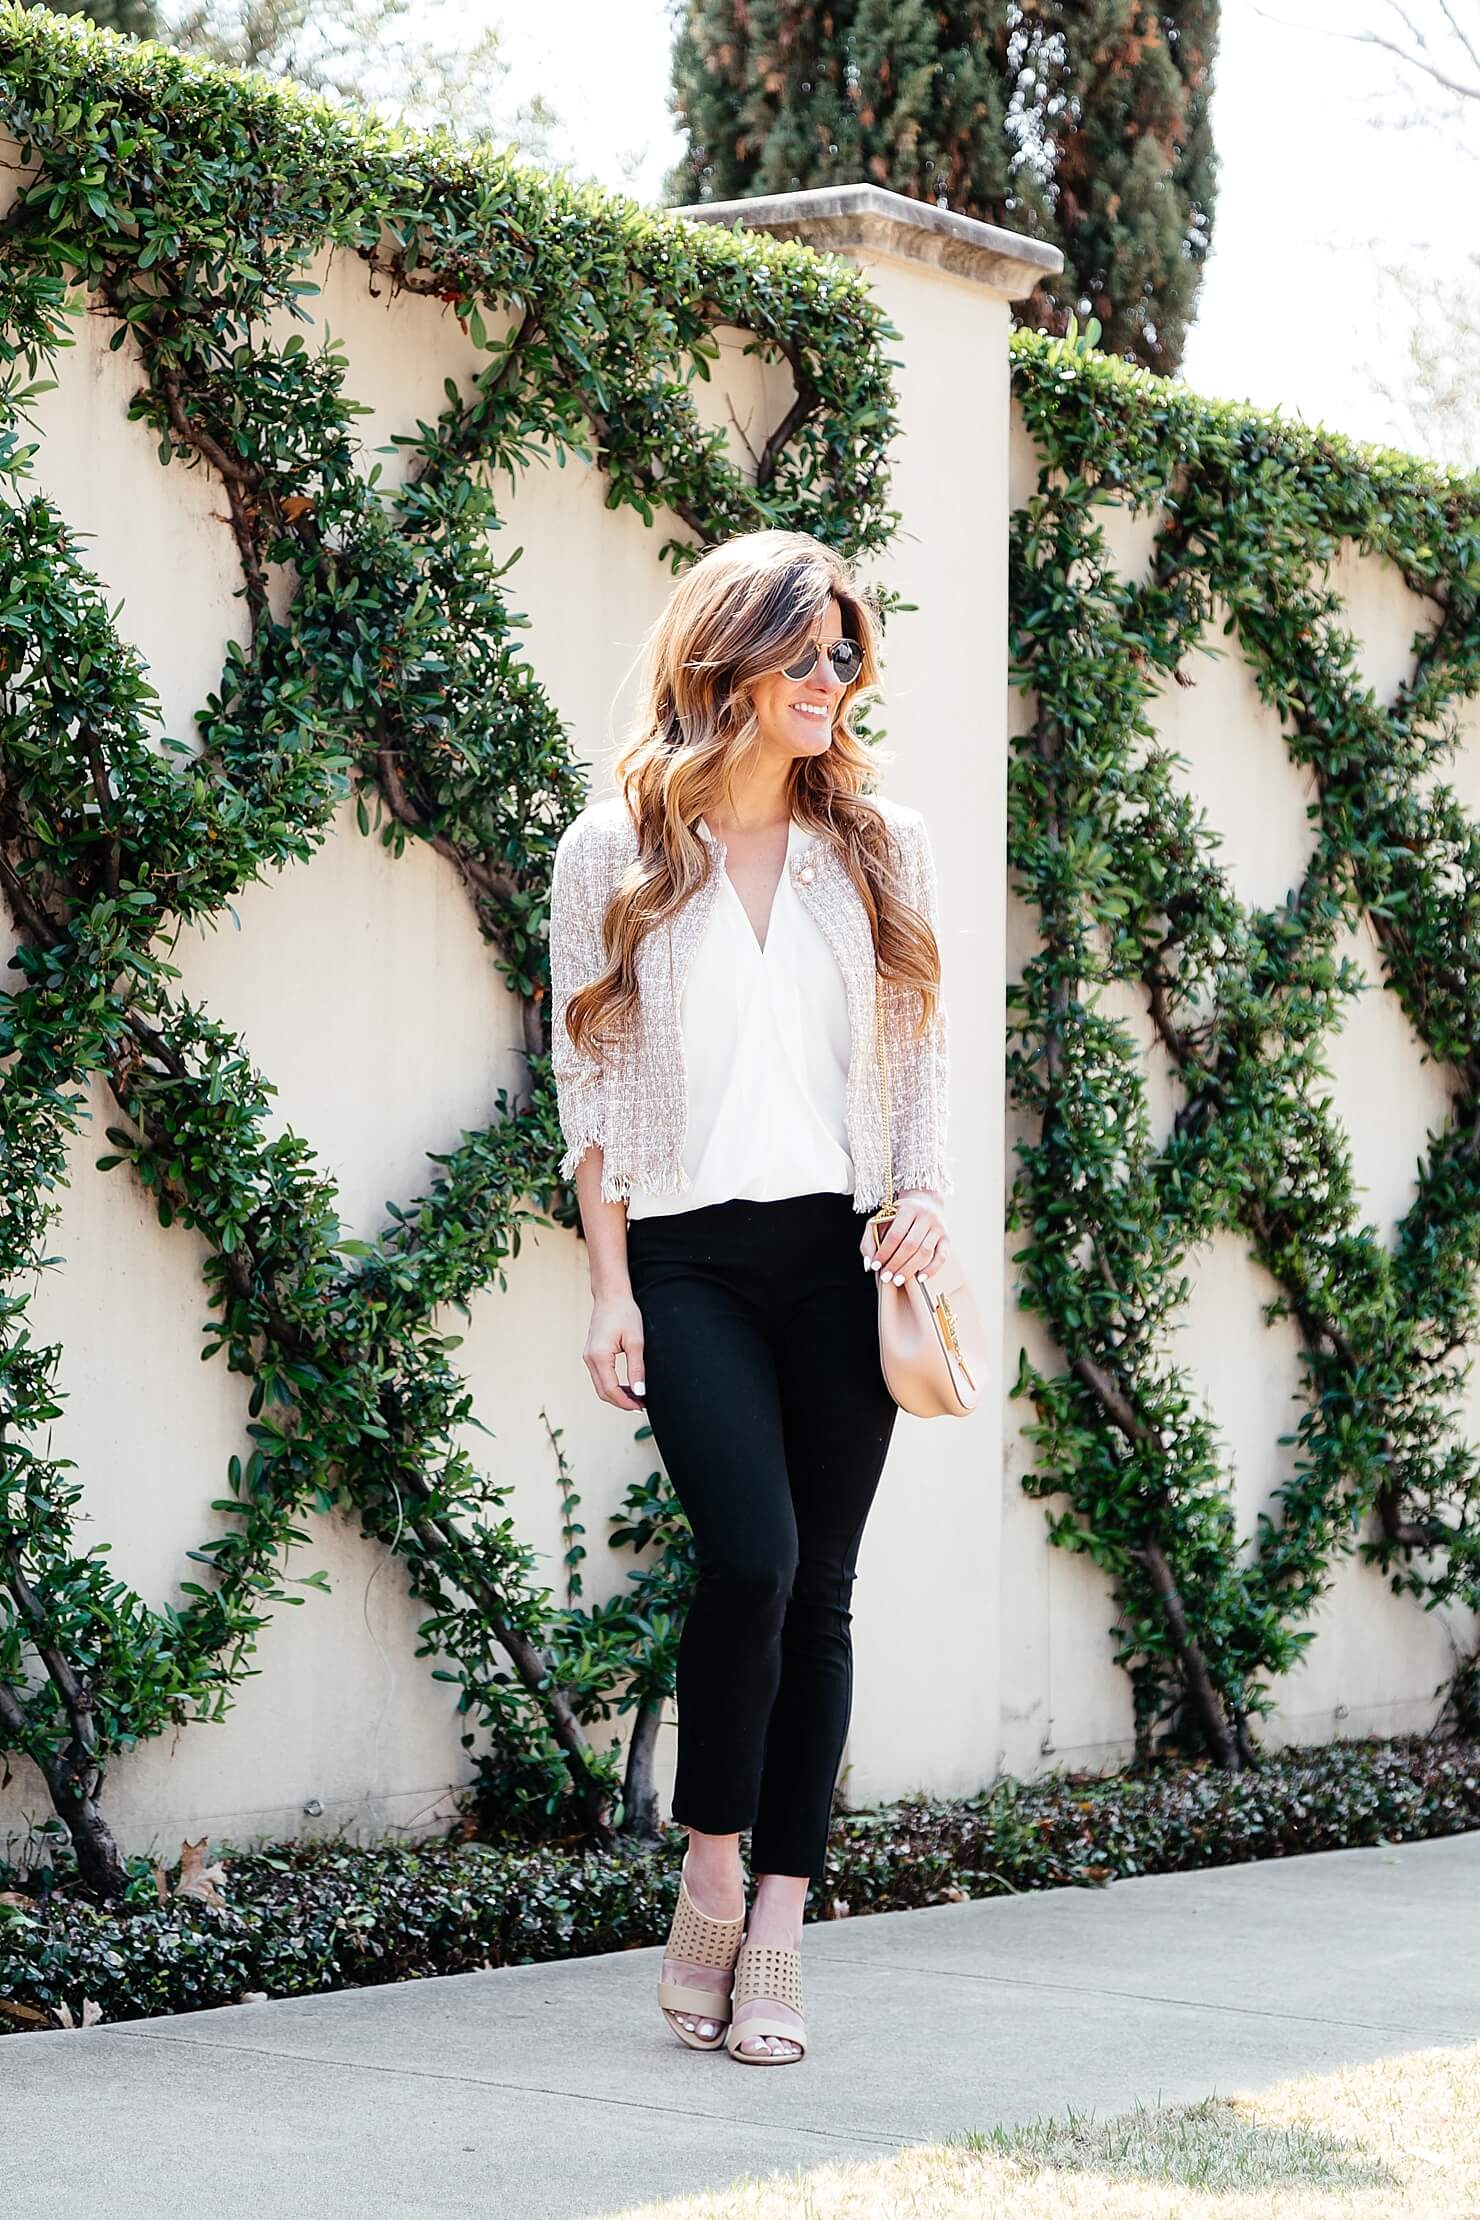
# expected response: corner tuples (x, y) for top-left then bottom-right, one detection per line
(874, 969), (895, 1226)
(875, 968), (973, 1389)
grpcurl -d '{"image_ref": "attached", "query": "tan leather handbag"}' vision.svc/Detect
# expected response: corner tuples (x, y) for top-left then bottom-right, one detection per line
(868, 973), (986, 1418)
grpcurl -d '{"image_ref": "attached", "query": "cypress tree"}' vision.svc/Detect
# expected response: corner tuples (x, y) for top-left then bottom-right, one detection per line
(668, 2), (1220, 375)
(668, 1), (858, 199)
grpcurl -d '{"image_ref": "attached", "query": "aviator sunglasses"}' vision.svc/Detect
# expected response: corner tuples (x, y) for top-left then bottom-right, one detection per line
(779, 636), (865, 685)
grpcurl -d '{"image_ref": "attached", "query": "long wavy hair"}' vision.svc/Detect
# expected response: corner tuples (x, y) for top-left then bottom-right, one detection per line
(564, 528), (941, 1062)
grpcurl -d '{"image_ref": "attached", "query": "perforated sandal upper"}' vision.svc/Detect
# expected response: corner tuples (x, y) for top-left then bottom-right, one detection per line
(730, 1940), (805, 2015)
(667, 1873), (746, 1968)
(726, 1939), (807, 2061)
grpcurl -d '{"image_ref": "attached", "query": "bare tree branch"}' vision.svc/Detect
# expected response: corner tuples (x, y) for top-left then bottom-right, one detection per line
(1248, 0), (1480, 103)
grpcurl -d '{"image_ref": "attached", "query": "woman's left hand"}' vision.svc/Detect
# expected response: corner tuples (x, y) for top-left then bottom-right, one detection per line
(859, 1188), (952, 1286)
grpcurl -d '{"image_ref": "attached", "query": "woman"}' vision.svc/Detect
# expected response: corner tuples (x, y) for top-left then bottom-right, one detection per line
(547, 527), (953, 2065)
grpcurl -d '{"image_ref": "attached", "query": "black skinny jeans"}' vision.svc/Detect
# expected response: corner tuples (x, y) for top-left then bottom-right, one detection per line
(625, 1188), (898, 1884)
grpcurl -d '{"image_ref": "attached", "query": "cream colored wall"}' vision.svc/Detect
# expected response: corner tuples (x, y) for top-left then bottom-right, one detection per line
(0, 195), (1016, 1862)
(1000, 408), (1480, 1778)
(2, 142), (1469, 1864)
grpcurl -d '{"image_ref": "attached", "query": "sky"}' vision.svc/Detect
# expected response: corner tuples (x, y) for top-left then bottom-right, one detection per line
(481, 0), (1476, 469)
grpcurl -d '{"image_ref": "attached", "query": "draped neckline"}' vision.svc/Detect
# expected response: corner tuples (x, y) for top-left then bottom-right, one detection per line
(695, 815), (804, 956)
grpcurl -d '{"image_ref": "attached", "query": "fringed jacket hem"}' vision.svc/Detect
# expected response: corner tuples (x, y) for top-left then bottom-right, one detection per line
(547, 791), (952, 1215)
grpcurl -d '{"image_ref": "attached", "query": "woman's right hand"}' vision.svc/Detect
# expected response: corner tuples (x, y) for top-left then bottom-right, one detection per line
(584, 1292), (647, 1412)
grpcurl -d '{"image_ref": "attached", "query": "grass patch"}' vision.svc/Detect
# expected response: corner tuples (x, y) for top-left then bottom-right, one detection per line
(594, 2039), (1477, 2217)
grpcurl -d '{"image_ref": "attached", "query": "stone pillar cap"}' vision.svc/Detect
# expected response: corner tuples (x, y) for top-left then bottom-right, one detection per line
(670, 181), (1063, 299)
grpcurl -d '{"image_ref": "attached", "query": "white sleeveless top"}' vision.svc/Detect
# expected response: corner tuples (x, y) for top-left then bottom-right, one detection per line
(625, 816), (854, 1220)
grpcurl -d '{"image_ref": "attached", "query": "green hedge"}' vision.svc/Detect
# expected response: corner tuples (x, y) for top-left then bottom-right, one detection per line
(2, 1736), (1476, 2031)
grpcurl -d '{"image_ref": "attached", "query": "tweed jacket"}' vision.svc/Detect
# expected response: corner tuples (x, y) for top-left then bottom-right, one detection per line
(547, 791), (952, 1215)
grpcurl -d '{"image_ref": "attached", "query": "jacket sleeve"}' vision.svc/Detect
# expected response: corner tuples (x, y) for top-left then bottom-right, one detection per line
(548, 817), (613, 1182)
(888, 811), (953, 1198)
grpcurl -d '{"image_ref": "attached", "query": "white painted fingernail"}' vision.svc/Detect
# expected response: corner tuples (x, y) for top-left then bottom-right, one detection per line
(632, 1379), (645, 1394)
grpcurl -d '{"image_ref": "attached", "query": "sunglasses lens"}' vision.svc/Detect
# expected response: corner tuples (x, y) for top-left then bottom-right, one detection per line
(780, 640), (863, 683)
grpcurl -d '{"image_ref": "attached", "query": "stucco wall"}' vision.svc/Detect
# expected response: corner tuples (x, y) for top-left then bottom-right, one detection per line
(1, 152), (1470, 1867)
(999, 409), (1480, 1778)
(0, 174), (1018, 1862)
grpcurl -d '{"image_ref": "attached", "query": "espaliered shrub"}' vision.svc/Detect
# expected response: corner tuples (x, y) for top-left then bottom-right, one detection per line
(0, 7), (899, 1896)
(2, 1736), (1475, 2032)
(1008, 322), (1480, 1769)
(5, 3), (1479, 1913)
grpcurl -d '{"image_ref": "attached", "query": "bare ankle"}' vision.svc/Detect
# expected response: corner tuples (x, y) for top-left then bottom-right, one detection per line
(744, 1873), (808, 1946)
(680, 1830), (745, 1917)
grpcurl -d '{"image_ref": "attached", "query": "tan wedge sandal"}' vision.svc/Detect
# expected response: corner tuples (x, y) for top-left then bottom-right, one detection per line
(657, 1860), (747, 2051)
(725, 1936), (808, 2064)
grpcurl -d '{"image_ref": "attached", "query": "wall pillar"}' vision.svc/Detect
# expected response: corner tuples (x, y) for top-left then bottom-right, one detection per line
(675, 186), (1062, 1802)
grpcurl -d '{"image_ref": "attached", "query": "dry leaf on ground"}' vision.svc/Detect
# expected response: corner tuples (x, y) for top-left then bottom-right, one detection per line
(170, 1836), (230, 1908)
(52, 2000), (103, 2029)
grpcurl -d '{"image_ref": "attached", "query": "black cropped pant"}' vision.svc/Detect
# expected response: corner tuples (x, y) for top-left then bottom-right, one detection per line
(625, 1189), (898, 1884)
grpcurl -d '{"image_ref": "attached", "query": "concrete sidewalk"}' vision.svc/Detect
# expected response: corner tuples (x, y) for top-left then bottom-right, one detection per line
(7, 1832), (1478, 2219)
